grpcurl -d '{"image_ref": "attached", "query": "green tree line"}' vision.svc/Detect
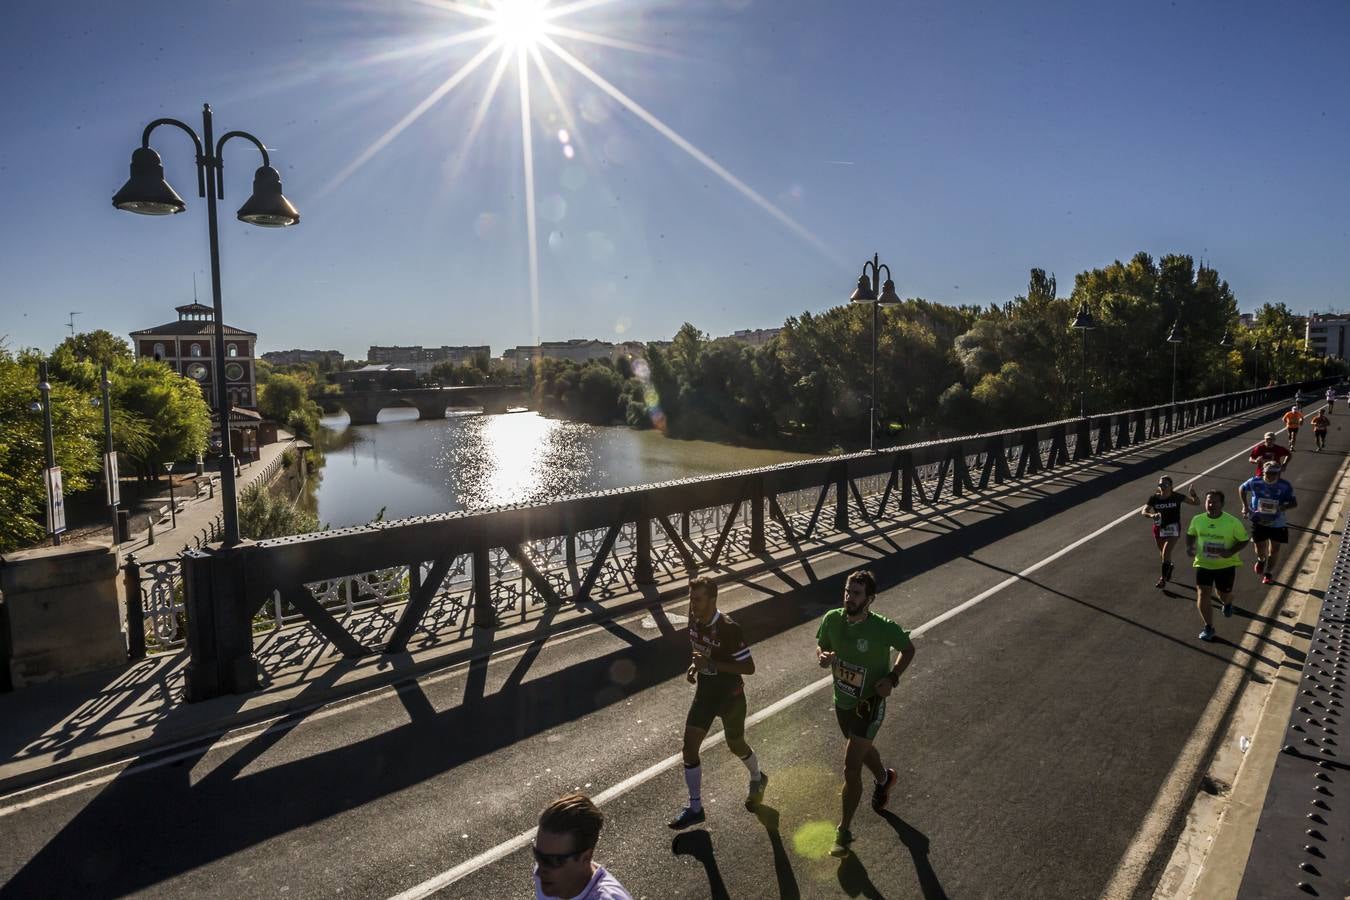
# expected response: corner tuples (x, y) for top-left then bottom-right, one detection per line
(526, 252), (1346, 446)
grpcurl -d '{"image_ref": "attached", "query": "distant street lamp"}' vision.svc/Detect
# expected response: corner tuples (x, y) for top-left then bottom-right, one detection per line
(113, 103), (299, 547)
(1070, 303), (1096, 417)
(1167, 320), (1183, 404)
(163, 462), (178, 530)
(849, 253), (901, 451)
(30, 362), (61, 546)
(96, 365), (120, 543)
(1219, 330), (1232, 394)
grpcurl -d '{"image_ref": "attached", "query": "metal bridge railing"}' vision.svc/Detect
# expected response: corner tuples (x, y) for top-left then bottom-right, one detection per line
(158, 381), (1334, 700)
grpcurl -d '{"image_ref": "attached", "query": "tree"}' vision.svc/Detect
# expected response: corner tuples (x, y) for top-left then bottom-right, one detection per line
(114, 359), (212, 476)
(0, 348), (102, 551)
(259, 373), (323, 439)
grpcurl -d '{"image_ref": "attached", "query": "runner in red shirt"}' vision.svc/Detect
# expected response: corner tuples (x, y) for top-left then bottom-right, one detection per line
(1248, 432), (1290, 476)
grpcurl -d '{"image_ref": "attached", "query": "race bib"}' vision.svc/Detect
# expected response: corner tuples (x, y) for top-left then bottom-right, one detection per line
(1257, 498), (1279, 515)
(833, 659), (866, 698)
(1202, 540), (1229, 560)
(1159, 524), (1179, 538)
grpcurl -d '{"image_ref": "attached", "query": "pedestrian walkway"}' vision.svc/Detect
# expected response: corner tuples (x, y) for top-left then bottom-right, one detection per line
(124, 435), (299, 563)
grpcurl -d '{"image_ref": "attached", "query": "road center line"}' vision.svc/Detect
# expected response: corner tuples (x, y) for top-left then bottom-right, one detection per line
(388, 420), (1281, 899)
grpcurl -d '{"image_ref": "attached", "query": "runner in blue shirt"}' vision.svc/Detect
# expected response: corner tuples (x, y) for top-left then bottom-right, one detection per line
(1239, 461), (1297, 585)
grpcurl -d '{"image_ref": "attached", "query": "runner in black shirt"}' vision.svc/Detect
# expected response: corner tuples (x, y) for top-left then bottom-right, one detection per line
(1141, 475), (1199, 588)
(668, 576), (766, 829)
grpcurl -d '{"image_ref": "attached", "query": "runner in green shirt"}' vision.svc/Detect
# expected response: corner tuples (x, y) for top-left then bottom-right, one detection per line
(1184, 490), (1249, 642)
(814, 569), (916, 857)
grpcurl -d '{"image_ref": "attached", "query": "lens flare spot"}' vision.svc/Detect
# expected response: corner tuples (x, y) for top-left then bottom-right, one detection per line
(557, 128), (571, 144)
(547, 229), (565, 251)
(474, 212), (499, 238)
(792, 820), (838, 860)
(540, 193), (567, 223)
(562, 144), (575, 159)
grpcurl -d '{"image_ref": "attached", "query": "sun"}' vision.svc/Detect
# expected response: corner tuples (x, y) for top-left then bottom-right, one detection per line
(489, 0), (548, 48)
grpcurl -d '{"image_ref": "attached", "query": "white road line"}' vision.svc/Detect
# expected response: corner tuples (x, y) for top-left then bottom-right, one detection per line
(387, 420), (1284, 899)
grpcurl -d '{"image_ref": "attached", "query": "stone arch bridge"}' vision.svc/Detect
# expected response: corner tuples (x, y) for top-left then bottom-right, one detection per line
(330, 385), (531, 425)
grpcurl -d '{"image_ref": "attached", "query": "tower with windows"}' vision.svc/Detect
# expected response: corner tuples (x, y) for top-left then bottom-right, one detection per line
(130, 302), (258, 411)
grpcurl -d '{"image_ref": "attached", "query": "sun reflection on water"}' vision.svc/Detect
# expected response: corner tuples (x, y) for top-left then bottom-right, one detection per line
(448, 412), (596, 508)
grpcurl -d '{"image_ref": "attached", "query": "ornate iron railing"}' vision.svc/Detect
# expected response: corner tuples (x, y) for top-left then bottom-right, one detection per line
(152, 383), (1332, 699)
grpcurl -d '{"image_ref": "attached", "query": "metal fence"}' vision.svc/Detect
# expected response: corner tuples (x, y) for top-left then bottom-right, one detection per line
(129, 383), (1329, 700)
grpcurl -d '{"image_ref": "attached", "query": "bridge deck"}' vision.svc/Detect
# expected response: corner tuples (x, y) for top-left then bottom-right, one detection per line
(1, 406), (1344, 898)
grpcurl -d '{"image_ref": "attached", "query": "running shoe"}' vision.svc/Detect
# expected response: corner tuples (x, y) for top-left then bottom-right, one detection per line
(1223, 602), (1233, 617)
(871, 768), (897, 812)
(1155, 576), (1167, 589)
(745, 771), (769, 810)
(1262, 573), (1274, 585)
(829, 826), (854, 858)
(1253, 559), (1264, 575)
(1198, 625), (1215, 642)
(667, 806), (706, 830)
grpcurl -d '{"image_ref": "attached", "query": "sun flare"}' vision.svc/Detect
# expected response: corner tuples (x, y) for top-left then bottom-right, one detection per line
(489, 0), (548, 48)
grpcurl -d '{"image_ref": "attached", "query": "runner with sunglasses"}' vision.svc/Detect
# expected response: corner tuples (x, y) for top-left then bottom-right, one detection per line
(668, 576), (766, 830)
(1140, 476), (1200, 588)
(532, 793), (632, 900)
(815, 569), (916, 857)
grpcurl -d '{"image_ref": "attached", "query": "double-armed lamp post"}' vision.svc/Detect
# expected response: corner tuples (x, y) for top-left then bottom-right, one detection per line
(112, 103), (299, 546)
(849, 253), (901, 451)
(1166, 320), (1182, 404)
(1219, 330), (1232, 395)
(1070, 303), (1096, 418)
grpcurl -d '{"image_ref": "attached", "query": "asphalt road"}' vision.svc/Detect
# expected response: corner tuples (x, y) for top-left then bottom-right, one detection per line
(1, 407), (1345, 900)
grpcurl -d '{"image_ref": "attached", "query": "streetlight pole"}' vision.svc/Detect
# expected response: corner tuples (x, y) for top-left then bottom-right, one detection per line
(849, 253), (901, 451)
(1071, 303), (1096, 418)
(35, 361), (60, 546)
(1167, 320), (1182, 404)
(163, 462), (177, 530)
(1219, 331), (1232, 395)
(100, 364), (119, 543)
(113, 103), (299, 546)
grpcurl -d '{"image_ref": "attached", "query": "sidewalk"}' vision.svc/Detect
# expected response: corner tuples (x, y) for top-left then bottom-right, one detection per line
(122, 435), (299, 563)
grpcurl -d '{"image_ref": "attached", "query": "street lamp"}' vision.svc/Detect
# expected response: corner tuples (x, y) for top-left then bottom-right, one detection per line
(163, 462), (178, 530)
(113, 103), (299, 546)
(1166, 320), (1182, 404)
(849, 252), (901, 451)
(1070, 303), (1096, 417)
(31, 362), (61, 546)
(1219, 330), (1232, 395)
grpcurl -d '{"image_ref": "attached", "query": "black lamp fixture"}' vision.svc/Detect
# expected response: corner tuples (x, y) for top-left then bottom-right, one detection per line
(849, 253), (901, 451)
(1070, 303), (1096, 417)
(112, 103), (300, 547)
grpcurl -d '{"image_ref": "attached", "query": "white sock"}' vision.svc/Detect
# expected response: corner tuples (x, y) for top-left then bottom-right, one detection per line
(740, 750), (760, 781)
(684, 764), (702, 811)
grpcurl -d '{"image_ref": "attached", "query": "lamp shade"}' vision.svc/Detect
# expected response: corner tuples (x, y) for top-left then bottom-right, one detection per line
(877, 279), (901, 304)
(849, 274), (876, 303)
(236, 165), (300, 227)
(1166, 321), (1182, 343)
(1219, 330), (1232, 347)
(112, 147), (186, 215)
(1070, 303), (1095, 330)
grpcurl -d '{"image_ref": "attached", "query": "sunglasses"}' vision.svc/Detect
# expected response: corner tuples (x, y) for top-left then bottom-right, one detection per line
(532, 842), (585, 869)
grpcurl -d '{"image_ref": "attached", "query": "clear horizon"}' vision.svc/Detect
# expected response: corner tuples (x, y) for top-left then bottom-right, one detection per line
(2, 0), (1347, 362)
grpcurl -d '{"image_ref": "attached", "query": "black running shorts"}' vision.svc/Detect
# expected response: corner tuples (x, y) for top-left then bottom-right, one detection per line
(835, 697), (887, 740)
(1251, 523), (1289, 544)
(1194, 566), (1237, 592)
(686, 681), (746, 740)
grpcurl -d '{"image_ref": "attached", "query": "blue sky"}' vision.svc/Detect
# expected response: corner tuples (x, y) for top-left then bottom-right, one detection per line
(1, 0), (1347, 360)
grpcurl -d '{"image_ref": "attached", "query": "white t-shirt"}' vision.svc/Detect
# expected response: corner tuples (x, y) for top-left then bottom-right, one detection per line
(534, 865), (632, 900)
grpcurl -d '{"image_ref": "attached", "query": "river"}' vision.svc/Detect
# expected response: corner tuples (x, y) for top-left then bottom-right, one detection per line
(306, 408), (815, 528)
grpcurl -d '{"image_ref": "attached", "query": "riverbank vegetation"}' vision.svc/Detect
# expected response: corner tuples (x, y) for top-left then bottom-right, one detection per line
(526, 252), (1345, 447)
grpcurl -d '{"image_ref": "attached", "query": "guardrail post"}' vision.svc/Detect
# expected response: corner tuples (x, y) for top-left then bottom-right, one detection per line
(834, 463), (848, 531)
(1095, 417), (1112, 454)
(634, 503), (656, 585)
(124, 553), (146, 660)
(899, 451), (914, 510)
(1073, 418), (1092, 460)
(183, 546), (259, 701)
(473, 546), (496, 627)
(749, 476), (766, 554)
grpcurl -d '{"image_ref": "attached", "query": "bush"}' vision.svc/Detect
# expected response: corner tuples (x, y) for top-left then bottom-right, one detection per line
(238, 484), (319, 539)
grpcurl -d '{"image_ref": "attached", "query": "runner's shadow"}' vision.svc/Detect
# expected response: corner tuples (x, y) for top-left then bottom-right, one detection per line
(753, 804), (801, 899)
(877, 810), (949, 900)
(836, 851), (885, 899)
(671, 829), (730, 900)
